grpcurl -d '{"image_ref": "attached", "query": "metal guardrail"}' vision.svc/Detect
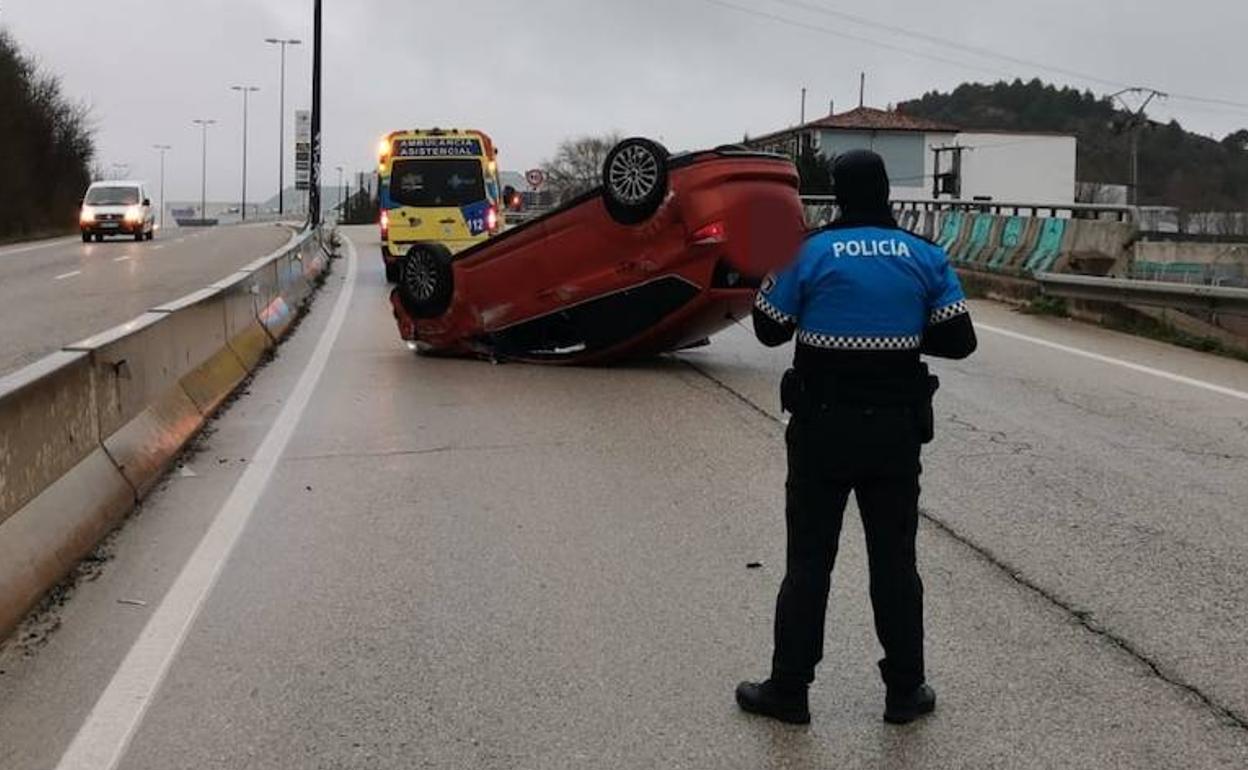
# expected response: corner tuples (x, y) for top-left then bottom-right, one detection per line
(800, 196), (1138, 223)
(1035, 272), (1248, 314)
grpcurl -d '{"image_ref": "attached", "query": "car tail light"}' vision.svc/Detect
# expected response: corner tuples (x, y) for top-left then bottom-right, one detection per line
(690, 221), (726, 245)
(486, 205), (498, 232)
(380, 210), (389, 237)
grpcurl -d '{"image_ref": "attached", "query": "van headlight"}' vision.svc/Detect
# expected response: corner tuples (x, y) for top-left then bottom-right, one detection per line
(80, 207), (96, 224)
(124, 206), (143, 223)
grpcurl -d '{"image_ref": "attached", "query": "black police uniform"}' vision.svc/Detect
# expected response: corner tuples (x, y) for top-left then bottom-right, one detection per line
(736, 150), (977, 726)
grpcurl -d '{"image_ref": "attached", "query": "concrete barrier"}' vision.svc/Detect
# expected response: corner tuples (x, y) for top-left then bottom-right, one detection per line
(0, 226), (332, 640)
(0, 352), (134, 639)
(959, 214), (999, 266)
(1057, 219), (1135, 276)
(213, 270), (274, 372)
(990, 217), (1039, 271)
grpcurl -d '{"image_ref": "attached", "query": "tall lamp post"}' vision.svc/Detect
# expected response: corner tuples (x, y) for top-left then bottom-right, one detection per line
(264, 37), (302, 217)
(336, 165), (344, 220)
(152, 144), (172, 230)
(309, 0), (322, 227)
(231, 85), (261, 221)
(192, 119), (217, 224)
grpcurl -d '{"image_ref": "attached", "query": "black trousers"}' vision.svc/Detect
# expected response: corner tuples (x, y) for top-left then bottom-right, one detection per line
(771, 402), (925, 693)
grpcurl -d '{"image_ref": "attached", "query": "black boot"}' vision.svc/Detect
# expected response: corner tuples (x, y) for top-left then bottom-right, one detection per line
(735, 679), (811, 725)
(883, 683), (936, 724)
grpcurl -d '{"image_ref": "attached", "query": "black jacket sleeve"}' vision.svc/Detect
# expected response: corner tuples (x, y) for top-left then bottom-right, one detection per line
(752, 306), (796, 348)
(922, 312), (977, 359)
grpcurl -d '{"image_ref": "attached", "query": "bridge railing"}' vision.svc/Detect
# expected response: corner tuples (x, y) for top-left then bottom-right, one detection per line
(0, 225), (335, 640)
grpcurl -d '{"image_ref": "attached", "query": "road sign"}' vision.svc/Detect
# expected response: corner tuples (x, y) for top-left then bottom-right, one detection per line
(525, 169), (546, 190)
(295, 110), (312, 191)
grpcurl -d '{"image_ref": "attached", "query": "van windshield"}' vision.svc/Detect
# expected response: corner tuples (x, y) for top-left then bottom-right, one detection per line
(391, 159), (485, 208)
(85, 186), (141, 206)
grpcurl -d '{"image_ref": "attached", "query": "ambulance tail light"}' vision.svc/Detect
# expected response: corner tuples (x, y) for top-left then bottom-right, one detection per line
(486, 205), (499, 233)
(380, 210), (389, 238)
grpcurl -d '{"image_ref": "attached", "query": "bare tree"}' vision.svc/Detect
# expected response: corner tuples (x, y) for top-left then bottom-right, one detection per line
(542, 133), (621, 203)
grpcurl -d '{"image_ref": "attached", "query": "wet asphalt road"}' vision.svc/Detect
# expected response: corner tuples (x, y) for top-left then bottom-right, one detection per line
(0, 225), (294, 376)
(0, 226), (1246, 769)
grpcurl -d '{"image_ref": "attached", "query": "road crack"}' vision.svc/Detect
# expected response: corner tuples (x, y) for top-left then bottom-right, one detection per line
(286, 441), (569, 463)
(682, 359), (1248, 734)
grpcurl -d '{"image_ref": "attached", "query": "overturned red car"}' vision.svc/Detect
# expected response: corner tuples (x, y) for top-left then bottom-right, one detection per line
(389, 138), (806, 364)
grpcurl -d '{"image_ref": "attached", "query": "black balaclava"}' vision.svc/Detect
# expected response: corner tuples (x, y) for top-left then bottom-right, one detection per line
(832, 150), (896, 228)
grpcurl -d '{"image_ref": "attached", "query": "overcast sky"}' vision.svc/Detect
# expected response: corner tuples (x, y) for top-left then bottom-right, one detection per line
(4, 0), (1246, 204)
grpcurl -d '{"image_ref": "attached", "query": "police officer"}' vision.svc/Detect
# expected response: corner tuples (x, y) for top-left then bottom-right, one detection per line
(736, 150), (977, 726)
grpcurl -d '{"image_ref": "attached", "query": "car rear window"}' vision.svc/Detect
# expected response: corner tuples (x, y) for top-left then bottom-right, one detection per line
(391, 159), (485, 208)
(85, 186), (141, 205)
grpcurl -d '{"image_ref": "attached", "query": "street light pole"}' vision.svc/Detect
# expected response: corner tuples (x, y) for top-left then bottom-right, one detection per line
(264, 37), (302, 217)
(192, 119), (217, 224)
(231, 85), (261, 221)
(309, 0), (322, 227)
(336, 165), (344, 219)
(152, 144), (172, 230)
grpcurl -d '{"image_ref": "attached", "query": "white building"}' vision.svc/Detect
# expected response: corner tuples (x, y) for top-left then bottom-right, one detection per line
(746, 106), (1077, 205)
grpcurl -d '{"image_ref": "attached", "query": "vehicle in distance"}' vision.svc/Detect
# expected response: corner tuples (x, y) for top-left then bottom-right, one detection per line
(378, 128), (506, 282)
(389, 138), (806, 364)
(79, 181), (156, 242)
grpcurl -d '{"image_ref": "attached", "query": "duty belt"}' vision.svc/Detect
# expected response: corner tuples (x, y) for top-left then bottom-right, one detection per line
(781, 367), (938, 411)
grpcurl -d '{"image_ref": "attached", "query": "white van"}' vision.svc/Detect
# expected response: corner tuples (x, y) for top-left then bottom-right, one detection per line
(79, 181), (156, 242)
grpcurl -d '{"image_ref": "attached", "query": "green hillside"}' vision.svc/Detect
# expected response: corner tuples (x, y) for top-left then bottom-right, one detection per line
(898, 79), (1248, 211)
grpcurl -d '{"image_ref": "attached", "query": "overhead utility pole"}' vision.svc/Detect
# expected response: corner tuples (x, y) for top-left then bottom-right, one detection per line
(1110, 87), (1167, 206)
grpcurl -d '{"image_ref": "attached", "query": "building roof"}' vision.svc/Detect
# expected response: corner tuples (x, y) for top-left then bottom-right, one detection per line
(748, 106), (959, 147)
(807, 106), (959, 133)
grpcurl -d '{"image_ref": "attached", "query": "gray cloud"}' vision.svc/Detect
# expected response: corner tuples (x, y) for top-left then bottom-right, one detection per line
(6, 0), (1246, 203)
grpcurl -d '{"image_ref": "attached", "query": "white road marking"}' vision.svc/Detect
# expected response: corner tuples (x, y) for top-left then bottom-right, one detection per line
(54, 270), (82, 280)
(113, 255), (131, 263)
(977, 323), (1248, 403)
(0, 236), (79, 257)
(55, 236), (357, 770)
(151, 244), (166, 251)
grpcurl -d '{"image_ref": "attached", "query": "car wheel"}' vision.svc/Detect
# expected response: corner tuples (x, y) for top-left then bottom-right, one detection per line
(602, 137), (669, 225)
(82, 232), (91, 243)
(146, 229), (155, 241)
(396, 243), (455, 319)
(94, 234), (104, 242)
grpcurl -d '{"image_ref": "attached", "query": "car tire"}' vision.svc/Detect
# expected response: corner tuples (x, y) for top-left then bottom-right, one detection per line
(134, 231), (144, 242)
(602, 137), (669, 225)
(94, 234), (104, 242)
(82, 232), (91, 243)
(396, 243), (455, 319)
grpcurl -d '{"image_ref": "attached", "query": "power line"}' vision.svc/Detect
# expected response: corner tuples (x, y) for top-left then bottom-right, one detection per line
(699, 0), (1009, 80)
(700, 0), (1248, 115)
(771, 0), (1248, 112)
(771, 0), (1130, 90)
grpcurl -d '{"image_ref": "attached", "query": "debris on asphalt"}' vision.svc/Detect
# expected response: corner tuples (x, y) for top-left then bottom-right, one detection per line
(116, 598), (148, 608)
(747, 562), (763, 570)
